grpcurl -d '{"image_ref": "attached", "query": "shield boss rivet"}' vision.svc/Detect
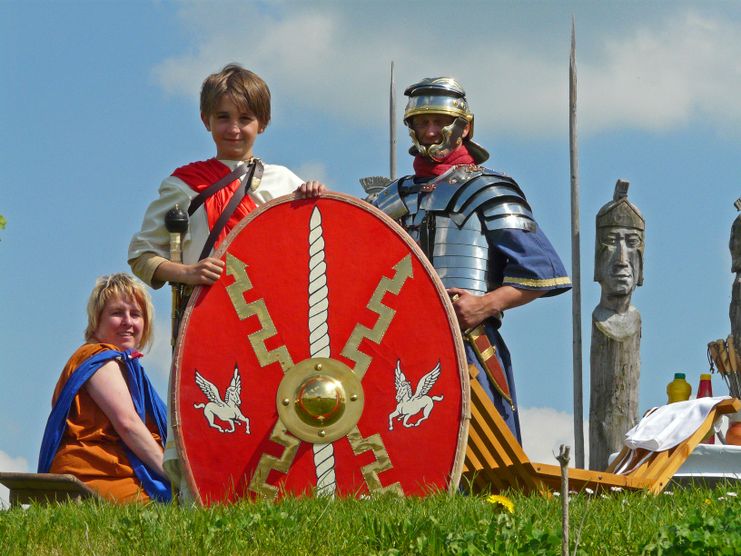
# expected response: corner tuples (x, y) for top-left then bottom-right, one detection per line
(276, 357), (365, 443)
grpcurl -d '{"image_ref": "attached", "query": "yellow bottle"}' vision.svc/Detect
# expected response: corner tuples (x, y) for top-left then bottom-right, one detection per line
(666, 373), (692, 403)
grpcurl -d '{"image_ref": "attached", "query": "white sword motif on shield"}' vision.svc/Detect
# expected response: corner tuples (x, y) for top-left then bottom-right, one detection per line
(307, 206), (337, 496)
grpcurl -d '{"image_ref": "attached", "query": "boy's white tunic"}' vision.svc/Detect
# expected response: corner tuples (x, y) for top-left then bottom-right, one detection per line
(128, 159), (302, 501)
(129, 160), (303, 287)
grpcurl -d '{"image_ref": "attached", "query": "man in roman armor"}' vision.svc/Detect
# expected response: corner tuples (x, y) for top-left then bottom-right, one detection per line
(372, 77), (571, 441)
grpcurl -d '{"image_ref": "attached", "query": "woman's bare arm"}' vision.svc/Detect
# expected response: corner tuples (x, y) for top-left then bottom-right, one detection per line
(85, 360), (166, 478)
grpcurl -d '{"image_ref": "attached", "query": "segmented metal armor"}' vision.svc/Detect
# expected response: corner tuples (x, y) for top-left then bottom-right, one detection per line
(373, 164), (535, 295)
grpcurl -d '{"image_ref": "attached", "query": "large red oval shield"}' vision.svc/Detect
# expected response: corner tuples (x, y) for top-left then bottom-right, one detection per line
(173, 192), (469, 504)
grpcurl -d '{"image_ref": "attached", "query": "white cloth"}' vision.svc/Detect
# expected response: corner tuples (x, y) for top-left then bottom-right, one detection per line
(128, 159), (302, 274)
(624, 396), (731, 452)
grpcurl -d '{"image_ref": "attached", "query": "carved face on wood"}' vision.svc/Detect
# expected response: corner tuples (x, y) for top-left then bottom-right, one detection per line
(595, 226), (643, 297)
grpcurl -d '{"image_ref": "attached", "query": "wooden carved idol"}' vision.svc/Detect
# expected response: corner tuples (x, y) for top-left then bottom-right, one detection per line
(589, 180), (645, 470)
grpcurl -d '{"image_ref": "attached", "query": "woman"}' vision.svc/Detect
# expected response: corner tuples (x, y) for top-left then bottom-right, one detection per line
(38, 274), (171, 502)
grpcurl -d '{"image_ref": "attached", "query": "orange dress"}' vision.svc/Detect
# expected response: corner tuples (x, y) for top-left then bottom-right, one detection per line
(48, 343), (164, 502)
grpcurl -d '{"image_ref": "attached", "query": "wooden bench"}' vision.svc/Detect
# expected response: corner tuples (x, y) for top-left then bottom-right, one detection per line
(0, 472), (100, 507)
(462, 366), (741, 495)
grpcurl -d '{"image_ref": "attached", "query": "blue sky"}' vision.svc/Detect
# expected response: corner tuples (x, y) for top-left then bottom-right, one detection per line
(2, 1), (741, 505)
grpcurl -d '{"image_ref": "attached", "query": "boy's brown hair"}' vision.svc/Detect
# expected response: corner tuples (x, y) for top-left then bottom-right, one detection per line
(200, 64), (271, 128)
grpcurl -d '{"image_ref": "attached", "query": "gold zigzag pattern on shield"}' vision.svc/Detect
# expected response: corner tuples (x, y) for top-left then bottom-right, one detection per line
(225, 252), (294, 372)
(340, 255), (413, 380)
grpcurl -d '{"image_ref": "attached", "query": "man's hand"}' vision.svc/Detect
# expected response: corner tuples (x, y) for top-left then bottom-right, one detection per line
(296, 180), (327, 198)
(447, 288), (493, 330)
(447, 285), (545, 330)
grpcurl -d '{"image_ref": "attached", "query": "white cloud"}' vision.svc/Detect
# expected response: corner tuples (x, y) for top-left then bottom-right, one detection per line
(519, 407), (589, 468)
(581, 11), (741, 135)
(0, 451), (29, 510)
(152, 5), (741, 139)
(293, 161), (329, 185)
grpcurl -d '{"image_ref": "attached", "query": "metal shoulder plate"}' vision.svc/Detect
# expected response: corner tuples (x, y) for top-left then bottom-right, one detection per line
(372, 177), (414, 220)
(421, 166), (536, 232)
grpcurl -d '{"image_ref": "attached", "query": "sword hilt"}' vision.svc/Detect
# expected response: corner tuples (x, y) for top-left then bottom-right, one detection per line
(165, 205), (189, 348)
(449, 292), (502, 335)
(165, 204), (188, 263)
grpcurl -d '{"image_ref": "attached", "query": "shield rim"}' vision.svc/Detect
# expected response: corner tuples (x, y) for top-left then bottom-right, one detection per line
(172, 191), (470, 502)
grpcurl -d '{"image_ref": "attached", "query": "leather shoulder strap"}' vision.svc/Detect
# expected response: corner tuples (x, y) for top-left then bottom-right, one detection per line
(187, 163), (250, 217)
(198, 160), (265, 260)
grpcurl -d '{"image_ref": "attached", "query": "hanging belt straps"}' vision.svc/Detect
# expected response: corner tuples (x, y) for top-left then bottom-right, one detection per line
(187, 163), (249, 217)
(189, 159), (264, 260)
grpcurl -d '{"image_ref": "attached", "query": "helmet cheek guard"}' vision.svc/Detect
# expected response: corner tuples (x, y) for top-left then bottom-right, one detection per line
(403, 77), (489, 164)
(408, 116), (469, 162)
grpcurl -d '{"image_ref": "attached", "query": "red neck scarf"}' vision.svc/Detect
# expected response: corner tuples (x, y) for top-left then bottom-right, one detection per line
(413, 145), (476, 177)
(172, 158), (257, 248)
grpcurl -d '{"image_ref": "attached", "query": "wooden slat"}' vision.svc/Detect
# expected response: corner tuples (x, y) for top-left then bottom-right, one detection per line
(0, 472), (99, 507)
(528, 463), (653, 492)
(470, 407), (540, 491)
(464, 426), (509, 492)
(464, 374), (543, 493)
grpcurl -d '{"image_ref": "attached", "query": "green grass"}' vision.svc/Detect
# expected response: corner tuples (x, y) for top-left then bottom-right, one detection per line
(2, 484), (741, 555)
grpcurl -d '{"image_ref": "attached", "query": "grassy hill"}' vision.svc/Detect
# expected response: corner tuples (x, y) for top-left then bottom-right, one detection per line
(2, 485), (741, 555)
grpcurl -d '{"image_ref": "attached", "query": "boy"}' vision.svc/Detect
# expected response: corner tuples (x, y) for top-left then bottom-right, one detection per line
(129, 63), (325, 289)
(128, 64), (325, 501)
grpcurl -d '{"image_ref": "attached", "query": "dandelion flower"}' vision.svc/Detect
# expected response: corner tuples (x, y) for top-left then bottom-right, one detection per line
(704, 498), (712, 505)
(486, 494), (515, 514)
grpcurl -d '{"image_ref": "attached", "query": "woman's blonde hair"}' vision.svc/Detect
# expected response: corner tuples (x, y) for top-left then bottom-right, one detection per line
(84, 273), (154, 350)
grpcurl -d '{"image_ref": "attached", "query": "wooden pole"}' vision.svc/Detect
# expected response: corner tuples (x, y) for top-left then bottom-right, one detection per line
(390, 61), (397, 180)
(557, 444), (571, 556)
(570, 18), (585, 468)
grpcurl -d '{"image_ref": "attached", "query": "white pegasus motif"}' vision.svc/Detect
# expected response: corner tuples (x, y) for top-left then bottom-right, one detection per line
(193, 365), (250, 434)
(388, 360), (444, 430)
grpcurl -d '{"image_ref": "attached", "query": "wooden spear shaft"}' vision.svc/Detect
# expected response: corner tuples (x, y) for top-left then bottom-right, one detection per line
(557, 445), (571, 556)
(390, 61), (397, 180)
(570, 18), (585, 468)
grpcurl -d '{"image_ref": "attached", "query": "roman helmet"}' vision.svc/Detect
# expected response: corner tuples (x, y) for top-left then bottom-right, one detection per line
(403, 77), (489, 163)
